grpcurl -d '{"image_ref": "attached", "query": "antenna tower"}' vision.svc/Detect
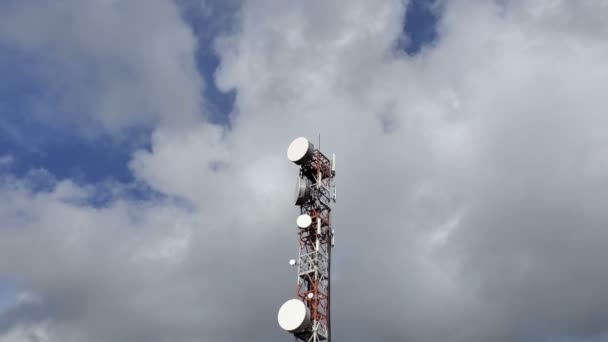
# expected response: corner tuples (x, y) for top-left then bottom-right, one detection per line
(278, 137), (336, 341)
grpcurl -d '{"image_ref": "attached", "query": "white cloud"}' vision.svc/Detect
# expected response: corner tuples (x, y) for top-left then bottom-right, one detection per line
(0, 0), (203, 137)
(0, 322), (50, 342)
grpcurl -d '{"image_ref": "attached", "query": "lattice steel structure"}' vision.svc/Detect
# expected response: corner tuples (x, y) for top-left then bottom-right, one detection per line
(278, 137), (336, 342)
(295, 149), (334, 341)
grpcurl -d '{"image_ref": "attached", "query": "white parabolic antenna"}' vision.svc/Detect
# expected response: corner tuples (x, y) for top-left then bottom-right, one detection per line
(277, 299), (311, 333)
(296, 214), (313, 228)
(287, 137), (314, 165)
(294, 177), (311, 205)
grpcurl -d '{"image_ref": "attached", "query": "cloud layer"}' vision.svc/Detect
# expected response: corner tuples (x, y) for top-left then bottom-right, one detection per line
(2, 0), (608, 341)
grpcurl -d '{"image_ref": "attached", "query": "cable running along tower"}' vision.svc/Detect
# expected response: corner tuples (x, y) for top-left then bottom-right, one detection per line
(278, 137), (336, 342)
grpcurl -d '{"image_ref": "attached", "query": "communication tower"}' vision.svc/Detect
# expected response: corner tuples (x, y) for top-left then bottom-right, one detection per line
(278, 137), (336, 341)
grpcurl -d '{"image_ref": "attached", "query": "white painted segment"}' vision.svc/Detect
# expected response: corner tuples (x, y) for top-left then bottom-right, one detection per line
(315, 217), (321, 252)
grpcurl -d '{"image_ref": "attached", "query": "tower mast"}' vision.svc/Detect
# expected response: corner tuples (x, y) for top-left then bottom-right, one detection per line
(278, 137), (336, 342)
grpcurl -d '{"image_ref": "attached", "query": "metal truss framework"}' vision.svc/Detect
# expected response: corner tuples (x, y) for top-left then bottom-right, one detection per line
(294, 150), (335, 342)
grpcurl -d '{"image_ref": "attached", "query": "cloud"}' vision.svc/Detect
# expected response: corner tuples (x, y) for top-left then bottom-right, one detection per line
(2, 0), (608, 342)
(0, 0), (203, 137)
(0, 156), (13, 168)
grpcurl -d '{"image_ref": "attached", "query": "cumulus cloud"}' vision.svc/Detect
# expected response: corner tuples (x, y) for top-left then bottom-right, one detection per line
(1, 0), (608, 341)
(0, 0), (203, 137)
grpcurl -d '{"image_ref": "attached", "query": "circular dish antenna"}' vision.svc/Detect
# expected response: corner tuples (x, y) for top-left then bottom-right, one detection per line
(297, 214), (312, 228)
(287, 137), (314, 165)
(277, 299), (311, 333)
(294, 177), (311, 205)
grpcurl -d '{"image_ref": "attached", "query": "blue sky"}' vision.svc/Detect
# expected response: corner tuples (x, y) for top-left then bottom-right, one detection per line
(0, 0), (439, 186)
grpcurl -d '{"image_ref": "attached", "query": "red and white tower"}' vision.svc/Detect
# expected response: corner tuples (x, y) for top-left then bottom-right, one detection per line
(278, 137), (336, 342)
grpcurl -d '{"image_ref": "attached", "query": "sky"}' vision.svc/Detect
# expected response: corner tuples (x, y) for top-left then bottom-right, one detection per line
(1, 0), (608, 341)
